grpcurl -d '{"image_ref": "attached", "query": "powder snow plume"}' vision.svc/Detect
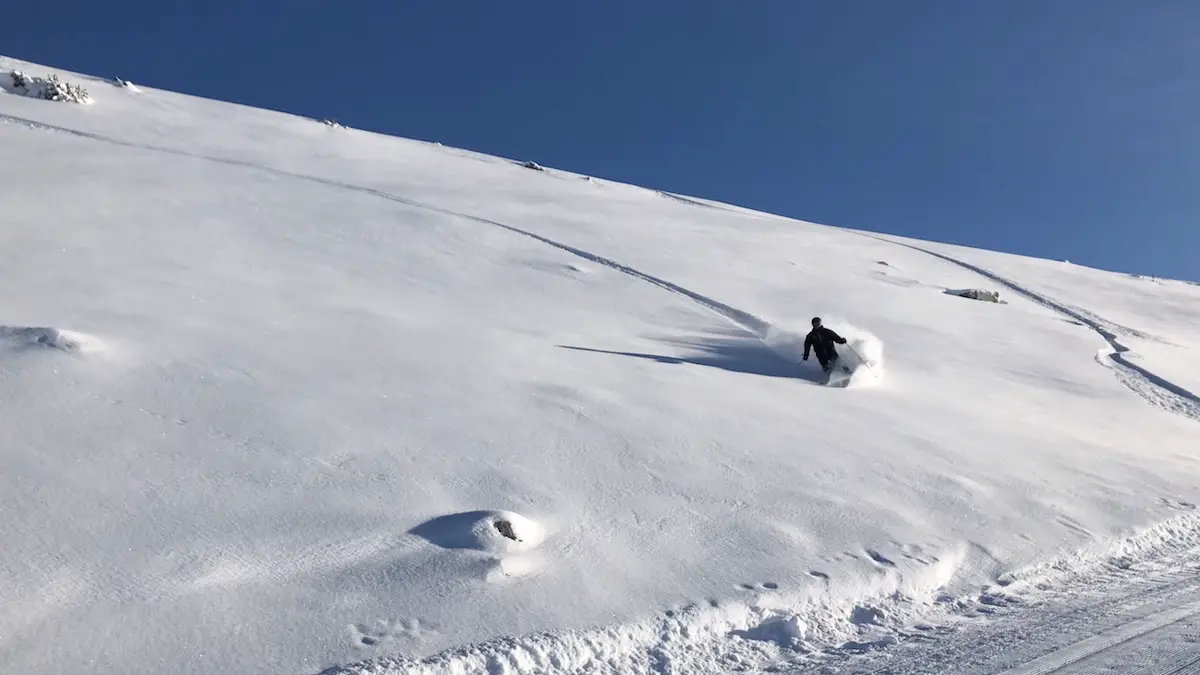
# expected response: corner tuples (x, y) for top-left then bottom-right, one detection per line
(764, 318), (884, 386)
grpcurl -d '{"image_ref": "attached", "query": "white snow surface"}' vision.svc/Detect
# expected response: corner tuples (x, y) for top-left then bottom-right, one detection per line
(2, 55), (1200, 675)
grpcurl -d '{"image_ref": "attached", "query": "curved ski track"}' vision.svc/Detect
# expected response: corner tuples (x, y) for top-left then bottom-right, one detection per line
(1, 112), (775, 346)
(863, 234), (1200, 424)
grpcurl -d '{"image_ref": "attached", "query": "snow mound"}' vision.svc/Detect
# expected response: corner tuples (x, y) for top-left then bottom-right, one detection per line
(410, 511), (549, 584)
(411, 510), (546, 553)
(731, 612), (808, 648)
(0, 326), (100, 354)
(947, 288), (1004, 303)
(2, 71), (92, 104)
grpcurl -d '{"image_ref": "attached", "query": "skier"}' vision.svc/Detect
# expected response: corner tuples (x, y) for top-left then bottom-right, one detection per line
(802, 317), (848, 374)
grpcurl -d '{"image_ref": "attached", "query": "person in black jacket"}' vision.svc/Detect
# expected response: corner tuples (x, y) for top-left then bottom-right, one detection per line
(802, 317), (848, 373)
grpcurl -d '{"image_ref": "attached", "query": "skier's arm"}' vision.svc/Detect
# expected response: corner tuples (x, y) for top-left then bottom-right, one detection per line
(828, 329), (847, 344)
(802, 334), (812, 360)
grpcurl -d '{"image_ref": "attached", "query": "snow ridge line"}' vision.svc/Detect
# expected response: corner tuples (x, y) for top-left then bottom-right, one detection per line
(864, 234), (1200, 423)
(0, 112), (776, 344)
(655, 190), (721, 209)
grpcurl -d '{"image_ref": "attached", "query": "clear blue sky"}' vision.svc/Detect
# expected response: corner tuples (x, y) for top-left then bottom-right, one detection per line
(8, 1), (1199, 280)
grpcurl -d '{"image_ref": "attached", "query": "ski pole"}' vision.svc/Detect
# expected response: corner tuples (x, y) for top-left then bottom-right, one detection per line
(847, 344), (876, 375)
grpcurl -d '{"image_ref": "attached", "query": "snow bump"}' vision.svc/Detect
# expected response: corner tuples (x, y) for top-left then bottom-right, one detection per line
(411, 510), (545, 554)
(410, 511), (549, 583)
(0, 326), (100, 354)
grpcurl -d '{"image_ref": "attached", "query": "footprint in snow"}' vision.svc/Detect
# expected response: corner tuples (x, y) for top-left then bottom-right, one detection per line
(1157, 497), (1197, 511)
(865, 549), (897, 568)
(1055, 515), (1093, 538)
(736, 581), (779, 592)
(350, 618), (438, 649)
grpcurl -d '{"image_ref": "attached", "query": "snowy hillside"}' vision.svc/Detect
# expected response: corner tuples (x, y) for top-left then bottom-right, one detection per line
(3, 56), (1200, 675)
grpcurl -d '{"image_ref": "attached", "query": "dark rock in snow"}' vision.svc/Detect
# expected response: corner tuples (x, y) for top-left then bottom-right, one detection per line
(494, 519), (521, 542)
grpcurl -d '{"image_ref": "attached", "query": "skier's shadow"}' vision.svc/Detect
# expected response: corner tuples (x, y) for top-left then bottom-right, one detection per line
(560, 333), (827, 384)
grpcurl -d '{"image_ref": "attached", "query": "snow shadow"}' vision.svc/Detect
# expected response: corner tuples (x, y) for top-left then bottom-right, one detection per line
(410, 510), (547, 555)
(410, 512), (498, 550)
(560, 332), (825, 383)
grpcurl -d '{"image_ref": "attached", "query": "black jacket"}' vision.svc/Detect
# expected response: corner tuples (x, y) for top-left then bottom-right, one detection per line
(803, 326), (847, 365)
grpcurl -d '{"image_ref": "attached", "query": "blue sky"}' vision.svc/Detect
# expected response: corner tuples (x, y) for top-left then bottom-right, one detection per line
(8, 1), (1199, 280)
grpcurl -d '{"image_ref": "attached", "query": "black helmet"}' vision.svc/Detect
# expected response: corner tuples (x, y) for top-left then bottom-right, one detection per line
(811, 317), (822, 327)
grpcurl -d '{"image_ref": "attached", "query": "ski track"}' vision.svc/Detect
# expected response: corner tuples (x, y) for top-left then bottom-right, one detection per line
(993, 598), (1200, 675)
(0, 112), (778, 349)
(827, 573), (1200, 675)
(863, 234), (1200, 424)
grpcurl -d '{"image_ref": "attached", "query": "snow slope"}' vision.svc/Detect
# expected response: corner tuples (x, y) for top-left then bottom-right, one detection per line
(2, 56), (1199, 675)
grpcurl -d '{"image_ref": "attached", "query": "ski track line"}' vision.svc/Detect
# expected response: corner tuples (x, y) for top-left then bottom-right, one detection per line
(863, 234), (1200, 424)
(995, 597), (1200, 675)
(1, 113), (776, 343)
(826, 571), (1200, 675)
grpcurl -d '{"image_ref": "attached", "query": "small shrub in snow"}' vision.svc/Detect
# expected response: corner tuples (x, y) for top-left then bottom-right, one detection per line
(42, 75), (92, 103)
(6, 71), (92, 104)
(320, 118), (346, 129)
(522, 160), (545, 171)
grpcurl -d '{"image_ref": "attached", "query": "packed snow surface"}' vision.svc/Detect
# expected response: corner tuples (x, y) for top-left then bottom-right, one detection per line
(2, 56), (1200, 675)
